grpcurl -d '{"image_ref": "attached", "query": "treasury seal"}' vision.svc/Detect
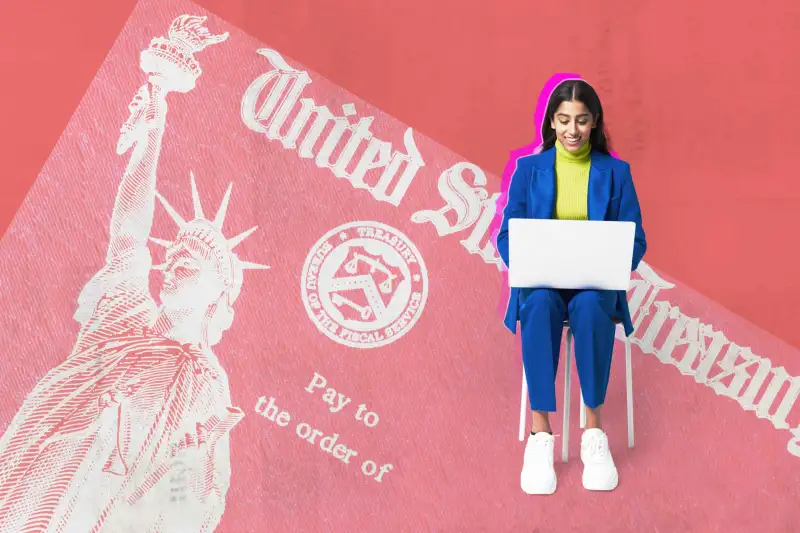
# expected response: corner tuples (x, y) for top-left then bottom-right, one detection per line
(301, 221), (428, 349)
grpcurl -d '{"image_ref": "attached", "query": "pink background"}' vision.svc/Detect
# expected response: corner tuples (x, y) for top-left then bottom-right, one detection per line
(0, 0), (799, 531)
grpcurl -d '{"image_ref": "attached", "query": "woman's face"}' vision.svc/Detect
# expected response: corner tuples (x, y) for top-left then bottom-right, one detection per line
(550, 99), (595, 152)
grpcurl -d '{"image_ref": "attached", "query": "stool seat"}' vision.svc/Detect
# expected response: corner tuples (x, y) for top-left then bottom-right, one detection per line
(563, 317), (624, 325)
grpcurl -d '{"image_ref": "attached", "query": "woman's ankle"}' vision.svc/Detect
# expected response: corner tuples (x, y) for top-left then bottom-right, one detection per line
(531, 411), (552, 434)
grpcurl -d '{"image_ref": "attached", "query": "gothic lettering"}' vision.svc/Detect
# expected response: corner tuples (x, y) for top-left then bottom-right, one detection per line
(460, 193), (502, 269)
(411, 162), (489, 235)
(706, 343), (761, 400)
(242, 48), (424, 207)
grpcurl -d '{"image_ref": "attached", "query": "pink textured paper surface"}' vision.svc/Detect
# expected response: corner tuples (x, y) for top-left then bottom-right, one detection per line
(0, 0), (798, 531)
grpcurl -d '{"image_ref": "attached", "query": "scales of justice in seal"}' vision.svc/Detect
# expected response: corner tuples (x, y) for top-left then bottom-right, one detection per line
(333, 252), (400, 320)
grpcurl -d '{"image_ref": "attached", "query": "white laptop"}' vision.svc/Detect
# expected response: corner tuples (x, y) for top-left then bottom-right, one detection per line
(508, 219), (636, 290)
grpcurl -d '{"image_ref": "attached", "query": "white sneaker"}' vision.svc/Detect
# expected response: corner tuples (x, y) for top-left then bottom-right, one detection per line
(580, 428), (619, 491)
(520, 432), (557, 495)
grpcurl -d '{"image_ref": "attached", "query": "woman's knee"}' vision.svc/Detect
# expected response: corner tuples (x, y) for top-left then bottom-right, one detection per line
(528, 288), (558, 304)
(520, 289), (563, 317)
(568, 290), (615, 318)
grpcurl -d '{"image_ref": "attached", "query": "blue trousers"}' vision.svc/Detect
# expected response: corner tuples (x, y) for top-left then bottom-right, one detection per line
(519, 288), (617, 412)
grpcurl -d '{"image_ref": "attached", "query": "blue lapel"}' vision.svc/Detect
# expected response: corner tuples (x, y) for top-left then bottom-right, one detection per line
(530, 148), (613, 221)
(587, 151), (613, 221)
(530, 148), (556, 219)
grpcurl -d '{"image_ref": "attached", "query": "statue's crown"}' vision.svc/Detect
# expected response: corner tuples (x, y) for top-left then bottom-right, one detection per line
(151, 172), (268, 290)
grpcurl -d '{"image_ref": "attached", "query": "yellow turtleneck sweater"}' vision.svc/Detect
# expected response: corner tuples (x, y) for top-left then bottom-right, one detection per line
(554, 140), (591, 220)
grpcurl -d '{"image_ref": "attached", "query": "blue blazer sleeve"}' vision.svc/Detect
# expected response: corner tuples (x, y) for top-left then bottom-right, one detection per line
(496, 158), (530, 268)
(617, 162), (647, 271)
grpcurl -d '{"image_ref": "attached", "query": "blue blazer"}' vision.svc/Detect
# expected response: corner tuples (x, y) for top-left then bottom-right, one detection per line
(495, 147), (647, 337)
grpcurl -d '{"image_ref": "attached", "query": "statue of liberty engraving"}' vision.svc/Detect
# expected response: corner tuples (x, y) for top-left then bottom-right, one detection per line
(0, 15), (267, 532)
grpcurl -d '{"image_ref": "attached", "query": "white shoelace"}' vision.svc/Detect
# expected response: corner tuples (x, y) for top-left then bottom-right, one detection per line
(527, 436), (554, 465)
(583, 436), (609, 462)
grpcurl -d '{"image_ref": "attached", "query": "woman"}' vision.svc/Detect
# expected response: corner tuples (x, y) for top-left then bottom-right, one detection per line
(495, 79), (647, 495)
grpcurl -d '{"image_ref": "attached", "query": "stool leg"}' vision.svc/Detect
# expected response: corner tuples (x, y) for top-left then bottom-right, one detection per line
(579, 390), (586, 429)
(519, 366), (528, 442)
(562, 329), (572, 463)
(625, 335), (635, 448)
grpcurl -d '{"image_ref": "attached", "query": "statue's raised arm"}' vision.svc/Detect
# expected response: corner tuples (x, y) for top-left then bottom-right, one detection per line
(107, 15), (229, 262)
(73, 16), (228, 329)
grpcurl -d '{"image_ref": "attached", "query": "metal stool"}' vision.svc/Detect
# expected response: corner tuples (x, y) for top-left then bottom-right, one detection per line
(518, 319), (634, 462)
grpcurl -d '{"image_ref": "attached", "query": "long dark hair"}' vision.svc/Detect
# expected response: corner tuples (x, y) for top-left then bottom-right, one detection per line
(540, 79), (612, 154)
